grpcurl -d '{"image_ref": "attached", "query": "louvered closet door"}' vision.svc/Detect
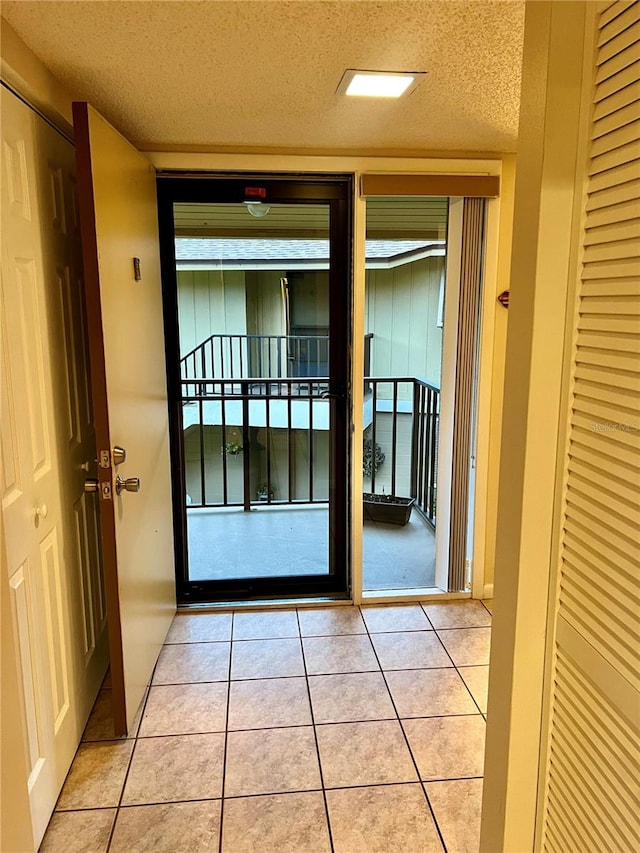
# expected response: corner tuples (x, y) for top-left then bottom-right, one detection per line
(539, 2), (640, 851)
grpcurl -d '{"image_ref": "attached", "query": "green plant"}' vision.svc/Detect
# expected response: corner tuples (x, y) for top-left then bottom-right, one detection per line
(363, 437), (385, 477)
(257, 482), (274, 500)
(223, 440), (243, 456)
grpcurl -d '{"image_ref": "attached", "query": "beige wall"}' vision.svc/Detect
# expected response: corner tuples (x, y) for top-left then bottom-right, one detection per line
(365, 257), (443, 387)
(2, 22), (517, 844)
(0, 24), (514, 599)
(0, 19), (74, 131)
(478, 156), (515, 589)
(481, 2), (593, 850)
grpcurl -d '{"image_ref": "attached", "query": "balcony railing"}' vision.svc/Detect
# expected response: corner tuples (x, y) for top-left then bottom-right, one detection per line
(182, 377), (331, 510)
(181, 333), (373, 389)
(182, 373), (439, 527)
(364, 378), (438, 526)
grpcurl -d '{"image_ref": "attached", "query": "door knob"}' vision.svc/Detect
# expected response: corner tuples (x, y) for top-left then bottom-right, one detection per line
(84, 478), (99, 493)
(34, 504), (48, 519)
(116, 475), (141, 495)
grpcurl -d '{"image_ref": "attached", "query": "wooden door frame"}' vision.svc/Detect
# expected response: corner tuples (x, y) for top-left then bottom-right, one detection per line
(157, 174), (354, 603)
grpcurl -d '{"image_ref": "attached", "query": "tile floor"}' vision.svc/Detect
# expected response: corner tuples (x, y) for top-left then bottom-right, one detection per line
(41, 600), (492, 853)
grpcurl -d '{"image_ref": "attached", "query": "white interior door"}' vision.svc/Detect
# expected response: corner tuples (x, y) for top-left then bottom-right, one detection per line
(1, 86), (107, 846)
(73, 102), (176, 734)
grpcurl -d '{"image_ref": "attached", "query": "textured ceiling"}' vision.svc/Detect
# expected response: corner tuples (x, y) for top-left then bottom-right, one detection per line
(2, 0), (525, 154)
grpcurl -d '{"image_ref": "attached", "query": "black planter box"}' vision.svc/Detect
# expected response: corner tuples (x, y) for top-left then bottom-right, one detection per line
(363, 493), (415, 526)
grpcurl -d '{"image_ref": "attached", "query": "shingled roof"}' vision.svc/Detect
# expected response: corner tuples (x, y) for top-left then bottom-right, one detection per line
(175, 238), (445, 269)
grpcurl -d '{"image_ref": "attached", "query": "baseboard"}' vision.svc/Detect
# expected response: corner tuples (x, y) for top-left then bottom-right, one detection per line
(483, 583), (494, 599)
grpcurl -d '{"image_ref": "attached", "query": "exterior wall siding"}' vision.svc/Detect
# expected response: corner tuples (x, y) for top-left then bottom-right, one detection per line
(245, 269), (286, 338)
(177, 269), (247, 356)
(365, 256), (444, 387)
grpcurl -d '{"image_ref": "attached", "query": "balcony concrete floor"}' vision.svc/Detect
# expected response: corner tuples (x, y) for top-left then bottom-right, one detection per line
(187, 504), (436, 591)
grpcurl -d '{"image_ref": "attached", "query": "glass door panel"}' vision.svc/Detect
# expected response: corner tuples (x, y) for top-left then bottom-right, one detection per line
(362, 197), (448, 592)
(158, 178), (351, 601)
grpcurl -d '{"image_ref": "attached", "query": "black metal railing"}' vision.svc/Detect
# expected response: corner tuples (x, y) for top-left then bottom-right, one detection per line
(182, 373), (439, 526)
(363, 378), (439, 526)
(181, 333), (373, 387)
(182, 377), (331, 510)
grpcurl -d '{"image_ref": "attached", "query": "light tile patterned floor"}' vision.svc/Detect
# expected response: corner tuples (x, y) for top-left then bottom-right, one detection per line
(42, 600), (492, 853)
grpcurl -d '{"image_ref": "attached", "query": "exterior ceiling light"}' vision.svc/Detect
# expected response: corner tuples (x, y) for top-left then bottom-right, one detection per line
(337, 69), (426, 98)
(244, 201), (271, 218)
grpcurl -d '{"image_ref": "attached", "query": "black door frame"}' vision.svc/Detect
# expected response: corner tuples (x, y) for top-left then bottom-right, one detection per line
(157, 173), (353, 603)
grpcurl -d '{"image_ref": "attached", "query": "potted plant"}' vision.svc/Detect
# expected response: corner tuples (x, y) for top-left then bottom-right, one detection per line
(257, 482), (275, 501)
(223, 440), (243, 456)
(363, 436), (385, 477)
(363, 491), (415, 525)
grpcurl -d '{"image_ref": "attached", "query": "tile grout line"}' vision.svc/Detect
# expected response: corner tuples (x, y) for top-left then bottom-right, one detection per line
(52, 773), (486, 814)
(52, 673), (117, 816)
(48, 604), (488, 849)
(154, 663), (484, 688)
(129, 706), (488, 740)
(105, 664), (156, 852)
(217, 611), (235, 853)
(417, 602), (489, 842)
(480, 599), (493, 616)
(418, 602), (488, 716)
(164, 624), (489, 647)
(296, 608), (335, 853)
(359, 604), (450, 853)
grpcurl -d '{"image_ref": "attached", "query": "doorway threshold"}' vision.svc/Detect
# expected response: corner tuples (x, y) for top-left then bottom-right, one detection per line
(361, 587), (471, 604)
(177, 595), (352, 613)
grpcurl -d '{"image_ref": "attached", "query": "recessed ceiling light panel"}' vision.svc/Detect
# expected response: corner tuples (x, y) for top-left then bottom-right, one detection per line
(337, 69), (426, 98)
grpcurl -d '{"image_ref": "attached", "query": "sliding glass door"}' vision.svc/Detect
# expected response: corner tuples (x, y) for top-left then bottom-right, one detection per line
(158, 176), (352, 602)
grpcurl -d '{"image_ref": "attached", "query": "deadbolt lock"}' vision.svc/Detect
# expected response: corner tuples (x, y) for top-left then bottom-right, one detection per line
(112, 446), (127, 466)
(115, 475), (141, 495)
